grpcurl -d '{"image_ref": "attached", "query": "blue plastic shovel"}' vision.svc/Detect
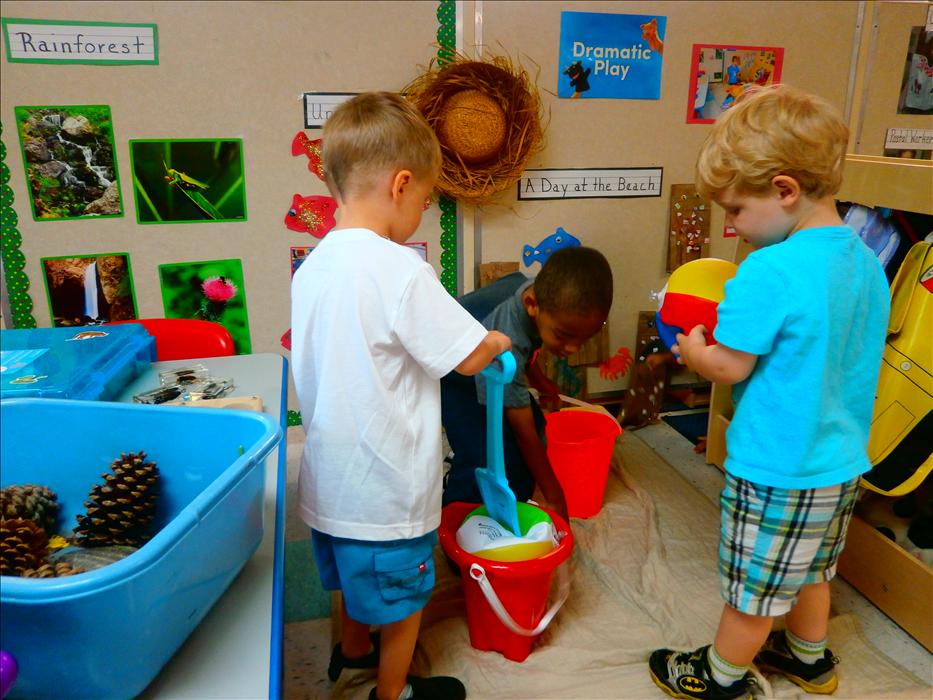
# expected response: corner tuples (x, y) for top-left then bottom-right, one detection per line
(475, 350), (522, 535)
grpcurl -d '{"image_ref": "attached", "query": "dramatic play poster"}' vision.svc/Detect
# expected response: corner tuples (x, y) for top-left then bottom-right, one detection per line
(558, 11), (666, 99)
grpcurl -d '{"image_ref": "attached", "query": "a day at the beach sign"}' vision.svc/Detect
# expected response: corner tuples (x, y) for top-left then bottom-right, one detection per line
(558, 11), (666, 100)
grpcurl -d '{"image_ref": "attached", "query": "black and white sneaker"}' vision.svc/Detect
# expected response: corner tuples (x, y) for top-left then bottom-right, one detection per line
(754, 630), (838, 694)
(649, 645), (753, 699)
(327, 631), (380, 681)
(367, 675), (466, 700)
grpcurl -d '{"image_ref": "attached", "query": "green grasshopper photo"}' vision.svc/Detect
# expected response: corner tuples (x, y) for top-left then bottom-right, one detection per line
(129, 139), (246, 224)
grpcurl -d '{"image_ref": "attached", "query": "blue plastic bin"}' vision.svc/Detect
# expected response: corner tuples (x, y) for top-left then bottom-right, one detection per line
(0, 325), (156, 401)
(0, 398), (282, 700)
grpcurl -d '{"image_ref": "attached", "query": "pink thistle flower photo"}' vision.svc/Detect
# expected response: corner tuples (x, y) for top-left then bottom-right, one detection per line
(201, 276), (238, 303)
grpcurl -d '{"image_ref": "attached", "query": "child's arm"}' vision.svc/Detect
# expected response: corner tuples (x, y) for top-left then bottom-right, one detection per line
(505, 406), (569, 522)
(673, 325), (757, 385)
(455, 330), (512, 376)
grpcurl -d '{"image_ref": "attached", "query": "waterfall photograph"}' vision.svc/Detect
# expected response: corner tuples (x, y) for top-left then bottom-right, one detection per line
(40, 253), (138, 327)
(15, 105), (123, 220)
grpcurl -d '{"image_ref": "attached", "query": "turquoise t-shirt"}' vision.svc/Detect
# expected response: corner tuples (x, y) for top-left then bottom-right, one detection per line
(713, 225), (889, 489)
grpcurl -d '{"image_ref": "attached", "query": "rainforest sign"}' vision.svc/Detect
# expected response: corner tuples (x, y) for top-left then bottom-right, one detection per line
(2, 19), (158, 65)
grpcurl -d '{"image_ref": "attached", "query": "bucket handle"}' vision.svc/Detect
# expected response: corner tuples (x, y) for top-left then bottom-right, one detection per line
(468, 561), (570, 637)
(557, 394), (616, 420)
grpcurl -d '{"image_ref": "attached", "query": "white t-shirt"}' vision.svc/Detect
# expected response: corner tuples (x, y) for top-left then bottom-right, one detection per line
(291, 228), (488, 540)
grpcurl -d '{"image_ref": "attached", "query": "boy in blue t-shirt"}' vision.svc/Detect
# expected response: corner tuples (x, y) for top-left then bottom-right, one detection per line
(649, 85), (889, 699)
(441, 247), (614, 523)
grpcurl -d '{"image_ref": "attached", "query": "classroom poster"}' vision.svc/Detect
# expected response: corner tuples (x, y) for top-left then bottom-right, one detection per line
(290, 245), (315, 276)
(687, 45), (784, 123)
(558, 11), (666, 99)
(405, 241), (428, 262)
(158, 258), (251, 353)
(40, 253), (137, 327)
(15, 105), (123, 221)
(129, 138), (247, 223)
(897, 27), (933, 114)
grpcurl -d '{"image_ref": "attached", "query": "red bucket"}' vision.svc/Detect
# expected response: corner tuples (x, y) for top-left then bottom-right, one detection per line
(545, 409), (622, 518)
(438, 502), (574, 662)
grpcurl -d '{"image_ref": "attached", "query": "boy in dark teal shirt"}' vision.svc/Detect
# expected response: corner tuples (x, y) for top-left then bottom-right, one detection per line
(441, 247), (614, 522)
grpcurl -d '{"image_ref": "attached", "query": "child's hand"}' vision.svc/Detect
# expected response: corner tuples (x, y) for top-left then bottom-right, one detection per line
(489, 330), (512, 354)
(672, 325), (707, 369)
(456, 331), (512, 375)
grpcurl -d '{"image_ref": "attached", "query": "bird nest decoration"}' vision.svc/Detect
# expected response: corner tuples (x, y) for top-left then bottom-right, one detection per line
(404, 53), (545, 206)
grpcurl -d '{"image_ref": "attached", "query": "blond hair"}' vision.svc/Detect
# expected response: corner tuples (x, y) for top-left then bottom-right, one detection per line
(322, 92), (441, 200)
(696, 84), (849, 200)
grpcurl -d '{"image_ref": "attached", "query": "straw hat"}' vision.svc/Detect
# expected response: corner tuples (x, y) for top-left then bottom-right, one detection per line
(404, 53), (545, 206)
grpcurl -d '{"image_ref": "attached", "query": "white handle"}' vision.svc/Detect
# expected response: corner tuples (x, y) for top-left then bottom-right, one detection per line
(468, 562), (570, 637)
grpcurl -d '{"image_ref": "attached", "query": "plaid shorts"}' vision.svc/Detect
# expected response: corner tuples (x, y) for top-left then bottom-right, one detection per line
(719, 474), (860, 617)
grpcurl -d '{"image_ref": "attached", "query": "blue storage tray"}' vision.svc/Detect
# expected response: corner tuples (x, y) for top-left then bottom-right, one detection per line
(0, 325), (156, 401)
(0, 398), (282, 700)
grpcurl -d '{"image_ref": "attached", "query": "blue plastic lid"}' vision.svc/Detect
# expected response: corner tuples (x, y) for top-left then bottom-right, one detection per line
(0, 325), (156, 400)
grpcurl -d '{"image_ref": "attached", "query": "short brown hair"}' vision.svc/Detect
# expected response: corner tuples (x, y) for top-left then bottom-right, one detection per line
(534, 247), (613, 316)
(696, 84), (849, 200)
(322, 92), (441, 200)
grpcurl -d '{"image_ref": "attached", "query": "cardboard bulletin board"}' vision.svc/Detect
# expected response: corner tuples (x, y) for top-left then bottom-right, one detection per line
(1, 0), (883, 402)
(463, 0), (861, 393)
(0, 0), (442, 407)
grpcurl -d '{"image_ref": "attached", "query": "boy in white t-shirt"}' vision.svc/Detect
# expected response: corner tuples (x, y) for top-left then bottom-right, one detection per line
(290, 92), (510, 700)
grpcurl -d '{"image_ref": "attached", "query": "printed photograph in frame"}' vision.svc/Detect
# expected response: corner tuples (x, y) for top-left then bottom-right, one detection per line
(129, 138), (247, 224)
(15, 105), (123, 221)
(40, 252), (138, 327)
(897, 26), (933, 114)
(158, 258), (251, 353)
(687, 45), (784, 123)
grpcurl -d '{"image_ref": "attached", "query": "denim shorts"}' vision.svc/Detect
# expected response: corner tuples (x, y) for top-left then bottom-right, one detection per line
(719, 474), (860, 616)
(311, 529), (437, 625)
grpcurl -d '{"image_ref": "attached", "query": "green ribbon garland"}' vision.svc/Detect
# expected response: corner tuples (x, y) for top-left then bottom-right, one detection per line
(436, 0), (458, 296)
(0, 122), (36, 329)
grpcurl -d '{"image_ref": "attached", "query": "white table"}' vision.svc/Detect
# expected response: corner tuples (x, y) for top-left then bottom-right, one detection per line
(117, 353), (288, 699)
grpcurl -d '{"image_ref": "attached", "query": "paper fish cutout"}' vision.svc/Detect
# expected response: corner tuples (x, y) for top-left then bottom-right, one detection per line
(285, 194), (337, 238)
(522, 227), (581, 268)
(291, 132), (325, 181)
(280, 328), (292, 351)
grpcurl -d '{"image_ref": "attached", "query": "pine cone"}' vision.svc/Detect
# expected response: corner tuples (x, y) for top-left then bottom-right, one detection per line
(73, 451), (160, 548)
(1, 484), (60, 535)
(21, 561), (85, 578)
(1, 518), (49, 576)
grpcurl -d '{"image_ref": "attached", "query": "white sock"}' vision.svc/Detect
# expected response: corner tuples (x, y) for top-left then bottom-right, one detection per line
(786, 629), (826, 665)
(396, 683), (413, 700)
(707, 645), (747, 687)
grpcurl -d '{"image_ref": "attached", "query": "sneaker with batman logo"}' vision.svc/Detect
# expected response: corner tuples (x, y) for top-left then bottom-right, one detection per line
(649, 645), (753, 699)
(367, 675), (466, 700)
(754, 630), (839, 694)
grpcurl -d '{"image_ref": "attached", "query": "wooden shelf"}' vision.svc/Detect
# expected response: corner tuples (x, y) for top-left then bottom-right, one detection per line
(837, 155), (933, 215)
(837, 515), (933, 652)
